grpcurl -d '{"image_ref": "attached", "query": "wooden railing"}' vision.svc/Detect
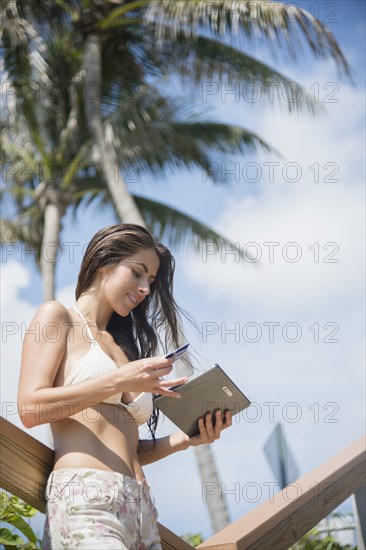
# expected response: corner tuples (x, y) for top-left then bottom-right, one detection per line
(0, 417), (194, 550)
(1, 416), (365, 550)
(197, 435), (365, 550)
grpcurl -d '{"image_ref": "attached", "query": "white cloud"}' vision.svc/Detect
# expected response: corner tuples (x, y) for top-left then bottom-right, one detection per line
(175, 61), (365, 532)
(193, 181), (364, 313)
(184, 62), (365, 316)
(0, 261), (51, 444)
(0, 263), (77, 445)
(1, 259), (31, 307)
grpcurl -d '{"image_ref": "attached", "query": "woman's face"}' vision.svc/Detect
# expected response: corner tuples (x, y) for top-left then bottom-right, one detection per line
(98, 247), (160, 317)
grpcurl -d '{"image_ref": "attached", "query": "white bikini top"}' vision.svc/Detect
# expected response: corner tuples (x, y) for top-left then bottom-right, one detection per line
(63, 305), (154, 426)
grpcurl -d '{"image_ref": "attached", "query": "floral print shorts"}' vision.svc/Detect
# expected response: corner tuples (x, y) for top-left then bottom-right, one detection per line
(42, 468), (162, 549)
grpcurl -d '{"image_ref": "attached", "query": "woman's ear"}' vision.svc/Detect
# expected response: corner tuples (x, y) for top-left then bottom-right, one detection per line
(99, 265), (114, 274)
(94, 266), (108, 282)
(98, 265), (114, 279)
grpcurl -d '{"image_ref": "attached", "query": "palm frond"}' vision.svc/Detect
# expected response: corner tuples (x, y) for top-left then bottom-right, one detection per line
(173, 120), (273, 155)
(0, 216), (44, 265)
(104, 86), (274, 181)
(139, 32), (318, 114)
(98, 1), (147, 29)
(144, 0), (350, 74)
(132, 194), (254, 261)
(68, 177), (110, 211)
(97, 25), (318, 114)
(0, 219), (21, 243)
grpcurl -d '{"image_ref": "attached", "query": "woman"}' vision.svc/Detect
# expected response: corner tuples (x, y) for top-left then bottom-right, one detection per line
(18, 224), (232, 549)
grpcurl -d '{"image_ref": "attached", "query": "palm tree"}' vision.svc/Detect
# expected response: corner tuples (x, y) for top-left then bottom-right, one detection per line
(1, 3), (268, 299)
(1, 18), (91, 300)
(1, 0), (350, 535)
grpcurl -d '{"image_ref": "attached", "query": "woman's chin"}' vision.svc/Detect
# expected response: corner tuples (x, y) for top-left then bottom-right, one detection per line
(113, 306), (130, 318)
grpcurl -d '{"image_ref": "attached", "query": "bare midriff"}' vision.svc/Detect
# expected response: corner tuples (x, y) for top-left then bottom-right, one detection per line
(51, 404), (145, 481)
(50, 308), (145, 481)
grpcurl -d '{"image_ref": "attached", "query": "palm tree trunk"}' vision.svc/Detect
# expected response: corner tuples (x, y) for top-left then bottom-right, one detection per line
(175, 362), (231, 532)
(40, 201), (62, 302)
(194, 444), (231, 532)
(84, 34), (145, 226)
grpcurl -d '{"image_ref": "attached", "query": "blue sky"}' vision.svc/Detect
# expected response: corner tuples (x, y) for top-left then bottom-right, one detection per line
(1, 0), (365, 543)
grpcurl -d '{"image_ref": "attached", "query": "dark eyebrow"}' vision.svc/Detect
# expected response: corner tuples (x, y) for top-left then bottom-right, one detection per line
(134, 261), (156, 280)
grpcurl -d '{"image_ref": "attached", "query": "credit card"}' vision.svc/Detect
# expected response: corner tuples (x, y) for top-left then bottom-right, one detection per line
(165, 343), (190, 360)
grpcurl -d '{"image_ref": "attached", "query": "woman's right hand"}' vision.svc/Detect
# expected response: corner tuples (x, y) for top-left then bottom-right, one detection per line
(116, 356), (188, 397)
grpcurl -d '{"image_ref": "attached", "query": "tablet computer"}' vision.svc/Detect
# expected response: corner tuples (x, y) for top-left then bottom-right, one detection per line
(153, 364), (251, 437)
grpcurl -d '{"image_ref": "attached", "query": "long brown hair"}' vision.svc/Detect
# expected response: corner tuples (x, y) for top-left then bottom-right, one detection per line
(75, 223), (187, 442)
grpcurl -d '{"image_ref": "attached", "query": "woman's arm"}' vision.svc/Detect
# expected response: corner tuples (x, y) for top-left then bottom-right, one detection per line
(18, 301), (125, 428)
(138, 431), (190, 466)
(138, 410), (233, 466)
(18, 300), (187, 429)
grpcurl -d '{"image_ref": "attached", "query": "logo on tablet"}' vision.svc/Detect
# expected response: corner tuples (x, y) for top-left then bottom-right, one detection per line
(222, 386), (233, 397)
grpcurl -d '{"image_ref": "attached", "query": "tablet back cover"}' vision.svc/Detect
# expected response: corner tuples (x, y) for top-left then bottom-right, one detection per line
(153, 364), (251, 436)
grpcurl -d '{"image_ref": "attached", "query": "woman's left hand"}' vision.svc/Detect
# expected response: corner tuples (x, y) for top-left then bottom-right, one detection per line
(186, 409), (233, 447)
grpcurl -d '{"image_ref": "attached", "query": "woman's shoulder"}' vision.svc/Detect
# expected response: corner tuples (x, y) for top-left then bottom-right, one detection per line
(32, 300), (72, 324)
(25, 301), (74, 347)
